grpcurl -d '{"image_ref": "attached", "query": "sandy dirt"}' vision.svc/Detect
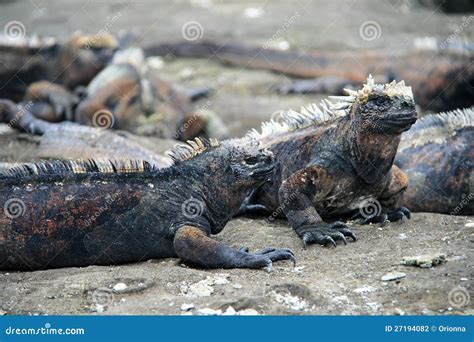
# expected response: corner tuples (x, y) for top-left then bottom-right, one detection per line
(0, 214), (472, 315)
(0, 0), (473, 315)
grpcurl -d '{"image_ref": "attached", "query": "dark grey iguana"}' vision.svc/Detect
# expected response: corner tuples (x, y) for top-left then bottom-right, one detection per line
(0, 138), (295, 271)
(240, 76), (418, 248)
(396, 108), (473, 215)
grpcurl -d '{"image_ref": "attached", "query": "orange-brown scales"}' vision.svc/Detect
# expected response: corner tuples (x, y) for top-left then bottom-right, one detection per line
(0, 138), (294, 271)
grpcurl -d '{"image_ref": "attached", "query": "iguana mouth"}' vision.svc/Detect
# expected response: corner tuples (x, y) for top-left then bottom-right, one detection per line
(251, 163), (275, 177)
(379, 109), (418, 132)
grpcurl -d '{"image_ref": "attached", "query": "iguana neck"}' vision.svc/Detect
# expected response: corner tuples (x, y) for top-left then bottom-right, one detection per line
(340, 112), (401, 185)
(183, 161), (245, 234)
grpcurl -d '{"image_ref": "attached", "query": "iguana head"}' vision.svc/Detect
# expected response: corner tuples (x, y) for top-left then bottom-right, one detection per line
(221, 138), (275, 186)
(59, 32), (118, 89)
(345, 76), (418, 134)
(167, 137), (274, 232)
(168, 137), (275, 187)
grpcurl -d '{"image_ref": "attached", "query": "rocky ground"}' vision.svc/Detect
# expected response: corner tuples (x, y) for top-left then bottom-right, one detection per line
(0, 0), (473, 315)
(0, 214), (472, 315)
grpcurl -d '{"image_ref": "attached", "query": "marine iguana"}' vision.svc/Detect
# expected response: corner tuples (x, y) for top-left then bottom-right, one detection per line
(241, 76), (417, 248)
(396, 108), (473, 215)
(146, 40), (473, 112)
(0, 138), (295, 271)
(2, 42), (225, 141)
(0, 32), (117, 101)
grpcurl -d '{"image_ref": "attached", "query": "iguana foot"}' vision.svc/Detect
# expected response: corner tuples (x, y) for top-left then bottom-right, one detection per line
(354, 206), (410, 225)
(239, 246), (296, 271)
(235, 204), (271, 217)
(300, 221), (357, 248)
(387, 206), (411, 222)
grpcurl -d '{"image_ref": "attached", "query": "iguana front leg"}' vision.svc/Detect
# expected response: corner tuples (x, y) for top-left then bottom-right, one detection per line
(354, 165), (411, 224)
(174, 226), (295, 271)
(278, 167), (357, 248)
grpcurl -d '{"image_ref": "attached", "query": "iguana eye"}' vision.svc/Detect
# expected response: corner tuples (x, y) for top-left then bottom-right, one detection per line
(244, 157), (259, 165)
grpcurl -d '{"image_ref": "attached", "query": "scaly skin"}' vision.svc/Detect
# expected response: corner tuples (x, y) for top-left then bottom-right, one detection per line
(396, 108), (474, 215)
(0, 138), (295, 271)
(242, 77), (418, 248)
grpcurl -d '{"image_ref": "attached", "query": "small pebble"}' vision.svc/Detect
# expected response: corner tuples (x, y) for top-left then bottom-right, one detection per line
(238, 309), (259, 315)
(222, 306), (237, 315)
(198, 308), (222, 315)
(180, 303), (195, 311)
(381, 271), (406, 282)
(113, 283), (127, 292)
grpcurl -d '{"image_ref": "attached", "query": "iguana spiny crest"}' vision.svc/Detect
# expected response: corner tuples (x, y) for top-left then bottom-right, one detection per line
(247, 75), (414, 140)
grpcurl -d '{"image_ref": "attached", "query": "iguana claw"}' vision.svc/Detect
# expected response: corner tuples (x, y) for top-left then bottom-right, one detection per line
(301, 221), (357, 248)
(358, 206), (411, 225)
(239, 246), (296, 270)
